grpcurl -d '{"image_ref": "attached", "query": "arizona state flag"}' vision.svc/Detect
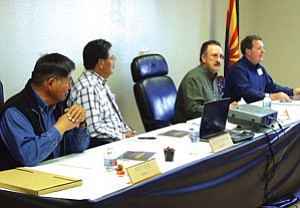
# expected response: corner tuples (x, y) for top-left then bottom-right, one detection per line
(224, 0), (239, 78)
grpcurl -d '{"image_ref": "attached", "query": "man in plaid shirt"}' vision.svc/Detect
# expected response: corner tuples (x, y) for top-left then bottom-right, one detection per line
(68, 39), (135, 148)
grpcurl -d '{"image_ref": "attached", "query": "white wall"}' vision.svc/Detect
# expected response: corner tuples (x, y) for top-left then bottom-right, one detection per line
(1, 0), (298, 133)
(0, 0), (229, 133)
(239, 0), (300, 88)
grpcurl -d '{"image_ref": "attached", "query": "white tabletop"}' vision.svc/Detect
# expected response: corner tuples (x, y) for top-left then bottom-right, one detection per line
(29, 123), (212, 201)
(8, 100), (300, 201)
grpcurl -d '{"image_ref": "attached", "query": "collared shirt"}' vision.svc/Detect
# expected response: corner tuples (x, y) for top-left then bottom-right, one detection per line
(68, 70), (129, 140)
(224, 56), (293, 103)
(0, 87), (89, 167)
(174, 65), (221, 123)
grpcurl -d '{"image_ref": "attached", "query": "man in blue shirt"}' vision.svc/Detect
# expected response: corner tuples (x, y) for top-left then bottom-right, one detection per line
(224, 35), (300, 103)
(0, 53), (90, 171)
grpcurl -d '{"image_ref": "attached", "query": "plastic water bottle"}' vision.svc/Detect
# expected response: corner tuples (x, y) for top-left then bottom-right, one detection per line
(263, 93), (271, 109)
(189, 127), (200, 155)
(103, 147), (117, 172)
(189, 127), (199, 143)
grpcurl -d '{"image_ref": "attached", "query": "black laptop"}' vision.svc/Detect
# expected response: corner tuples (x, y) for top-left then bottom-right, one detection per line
(199, 97), (255, 143)
(199, 98), (231, 141)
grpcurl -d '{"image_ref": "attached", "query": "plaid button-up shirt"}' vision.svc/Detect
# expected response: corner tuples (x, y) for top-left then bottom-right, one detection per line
(68, 70), (129, 140)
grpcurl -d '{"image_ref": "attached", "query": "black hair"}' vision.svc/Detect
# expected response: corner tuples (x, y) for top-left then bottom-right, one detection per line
(31, 53), (75, 85)
(200, 40), (222, 57)
(241, 35), (263, 55)
(83, 39), (112, 70)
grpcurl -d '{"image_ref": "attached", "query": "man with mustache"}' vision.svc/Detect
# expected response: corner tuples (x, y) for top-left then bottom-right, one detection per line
(174, 40), (227, 123)
(224, 35), (300, 103)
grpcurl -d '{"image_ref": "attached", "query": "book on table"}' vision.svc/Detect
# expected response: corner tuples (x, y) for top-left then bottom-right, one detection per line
(158, 130), (189, 138)
(0, 167), (82, 196)
(118, 151), (156, 161)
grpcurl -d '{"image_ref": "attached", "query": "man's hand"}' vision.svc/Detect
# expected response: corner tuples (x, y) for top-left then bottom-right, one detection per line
(270, 92), (290, 101)
(65, 104), (86, 124)
(54, 104), (86, 135)
(293, 88), (300, 96)
(229, 101), (238, 108)
(125, 130), (136, 138)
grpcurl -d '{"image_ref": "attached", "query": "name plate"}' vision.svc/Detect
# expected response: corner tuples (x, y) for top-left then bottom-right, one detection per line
(208, 132), (234, 153)
(126, 158), (161, 184)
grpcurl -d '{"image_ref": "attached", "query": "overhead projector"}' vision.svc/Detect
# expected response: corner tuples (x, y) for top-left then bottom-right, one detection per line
(228, 104), (278, 132)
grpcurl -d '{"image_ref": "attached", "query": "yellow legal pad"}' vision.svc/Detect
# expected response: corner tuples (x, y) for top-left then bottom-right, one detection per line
(0, 167), (82, 196)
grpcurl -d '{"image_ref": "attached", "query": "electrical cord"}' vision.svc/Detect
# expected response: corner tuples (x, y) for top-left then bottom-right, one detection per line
(263, 119), (299, 207)
(263, 128), (277, 202)
(269, 195), (299, 208)
(273, 119), (294, 162)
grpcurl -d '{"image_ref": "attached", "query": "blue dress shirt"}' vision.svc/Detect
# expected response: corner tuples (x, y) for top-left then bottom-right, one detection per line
(0, 88), (89, 167)
(224, 56), (293, 103)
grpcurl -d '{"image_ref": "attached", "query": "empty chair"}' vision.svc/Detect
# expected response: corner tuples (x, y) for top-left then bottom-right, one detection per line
(131, 54), (177, 132)
(0, 80), (3, 106)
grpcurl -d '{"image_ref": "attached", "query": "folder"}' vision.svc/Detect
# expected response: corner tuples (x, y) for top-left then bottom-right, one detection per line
(0, 167), (82, 196)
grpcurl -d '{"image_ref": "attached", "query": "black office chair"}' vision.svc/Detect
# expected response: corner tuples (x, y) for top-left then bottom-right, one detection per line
(0, 80), (4, 106)
(131, 54), (177, 132)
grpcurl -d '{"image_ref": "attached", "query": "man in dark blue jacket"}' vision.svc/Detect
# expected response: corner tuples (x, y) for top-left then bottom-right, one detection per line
(224, 35), (300, 103)
(0, 53), (90, 171)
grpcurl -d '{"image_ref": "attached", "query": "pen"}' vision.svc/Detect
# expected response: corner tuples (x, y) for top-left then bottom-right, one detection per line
(138, 137), (156, 140)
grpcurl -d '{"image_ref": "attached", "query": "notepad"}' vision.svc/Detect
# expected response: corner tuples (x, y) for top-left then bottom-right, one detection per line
(0, 167), (82, 196)
(158, 130), (189, 138)
(118, 151), (155, 161)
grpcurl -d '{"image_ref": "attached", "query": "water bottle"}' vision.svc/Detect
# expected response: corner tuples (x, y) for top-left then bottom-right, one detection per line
(189, 127), (199, 143)
(189, 127), (199, 155)
(103, 147), (117, 172)
(263, 93), (271, 109)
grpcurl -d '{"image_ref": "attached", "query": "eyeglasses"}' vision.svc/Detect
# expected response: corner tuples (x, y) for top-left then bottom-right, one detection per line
(206, 54), (225, 60)
(56, 77), (72, 85)
(106, 55), (116, 62)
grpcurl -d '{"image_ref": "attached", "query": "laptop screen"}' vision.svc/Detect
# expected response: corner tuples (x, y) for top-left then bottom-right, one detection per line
(199, 98), (231, 140)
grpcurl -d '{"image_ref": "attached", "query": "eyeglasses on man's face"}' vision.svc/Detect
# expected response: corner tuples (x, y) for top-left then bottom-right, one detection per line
(55, 76), (73, 85)
(206, 53), (225, 60)
(106, 55), (116, 62)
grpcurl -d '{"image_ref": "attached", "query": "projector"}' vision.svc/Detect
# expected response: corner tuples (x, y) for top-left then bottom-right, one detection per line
(228, 104), (278, 132)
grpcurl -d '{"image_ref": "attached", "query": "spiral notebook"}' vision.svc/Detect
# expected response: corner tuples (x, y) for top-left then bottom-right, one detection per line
(0, 167), (82, 196)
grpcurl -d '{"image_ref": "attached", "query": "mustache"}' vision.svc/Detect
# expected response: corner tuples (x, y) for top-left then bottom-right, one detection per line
(215, 62), (221, 66)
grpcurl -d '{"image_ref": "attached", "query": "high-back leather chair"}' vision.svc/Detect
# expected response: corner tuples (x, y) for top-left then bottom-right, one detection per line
(0, 80), (4, 106)
(131, 54), (177, 132)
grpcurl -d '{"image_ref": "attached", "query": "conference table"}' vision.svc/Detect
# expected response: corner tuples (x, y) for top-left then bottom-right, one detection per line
(1, 100), (300, 208)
